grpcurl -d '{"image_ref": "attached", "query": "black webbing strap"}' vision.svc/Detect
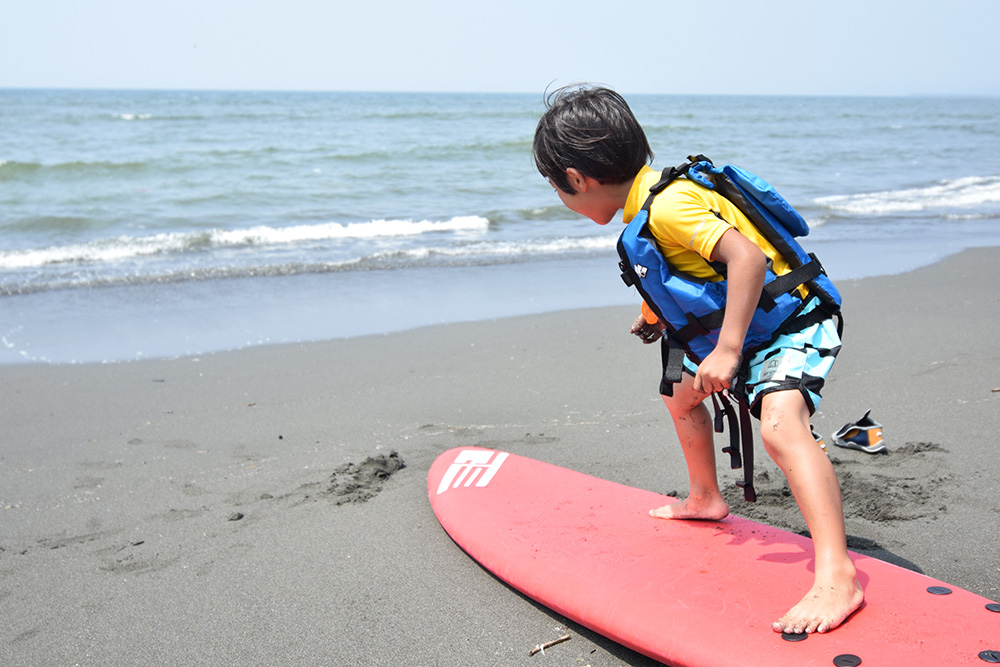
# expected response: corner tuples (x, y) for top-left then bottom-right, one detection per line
(765, 259), (822, 300)
(672, 310), (722, 346)
(659, 337), (687, 397)
(648, 164), (689, 197)
(712, 392), (742, 470)
(779, 298), (839, 340)
(708, 389), (756, 502)
(736, 396), (757, 502)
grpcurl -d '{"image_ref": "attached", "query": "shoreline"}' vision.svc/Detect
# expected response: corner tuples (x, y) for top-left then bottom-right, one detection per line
(2, 247), (998, 666)
(5, 236), (1000, 367)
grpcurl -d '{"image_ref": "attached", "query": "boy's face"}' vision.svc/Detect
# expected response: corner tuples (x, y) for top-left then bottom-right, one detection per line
(550, 171), (619, 226)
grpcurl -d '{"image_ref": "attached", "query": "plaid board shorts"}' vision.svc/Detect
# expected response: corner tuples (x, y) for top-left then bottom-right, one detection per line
(682, 297), (842, 418)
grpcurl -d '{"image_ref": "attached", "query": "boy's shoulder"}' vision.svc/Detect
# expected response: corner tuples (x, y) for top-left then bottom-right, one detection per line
(625, 167), (720, 226)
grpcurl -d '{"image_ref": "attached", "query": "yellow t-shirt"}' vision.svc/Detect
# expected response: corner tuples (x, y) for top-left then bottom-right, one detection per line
(622, 165), (802, 324)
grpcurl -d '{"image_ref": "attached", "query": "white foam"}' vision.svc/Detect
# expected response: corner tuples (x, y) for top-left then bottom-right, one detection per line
(0, 216), (491, 270)
(211, 216), (489, 246)
(367, 234), (617, 262)
(0, 233), (191, 270)
(815, 175), (1000, 215)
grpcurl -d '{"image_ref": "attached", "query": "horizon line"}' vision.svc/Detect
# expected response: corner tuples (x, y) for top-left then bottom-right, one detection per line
(2, 85), (998, 99)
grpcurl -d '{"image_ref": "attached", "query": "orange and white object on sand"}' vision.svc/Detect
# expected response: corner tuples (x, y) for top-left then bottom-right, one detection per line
(833, 409), (886, 454)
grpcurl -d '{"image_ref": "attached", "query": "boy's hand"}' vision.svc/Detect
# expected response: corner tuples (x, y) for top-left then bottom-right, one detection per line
(693, 347), (742, 395)
(630, 315), (664, 345)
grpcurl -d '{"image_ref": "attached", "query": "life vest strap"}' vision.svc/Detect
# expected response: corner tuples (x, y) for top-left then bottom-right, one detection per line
(778, 295), (840, 339)
(704, 390), (756, 502)
(736, 396), (757, 502)
(712, 392), (743, 470)
(658, 337), (687, 396)
(764, 257), (822, 301)
(672, 311), (721, 346)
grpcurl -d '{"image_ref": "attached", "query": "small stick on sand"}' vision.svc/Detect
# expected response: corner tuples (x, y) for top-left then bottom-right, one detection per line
(528, 634), (571, 656)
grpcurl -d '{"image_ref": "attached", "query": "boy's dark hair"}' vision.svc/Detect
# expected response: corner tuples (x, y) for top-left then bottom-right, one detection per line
(533, 85), (653, 194)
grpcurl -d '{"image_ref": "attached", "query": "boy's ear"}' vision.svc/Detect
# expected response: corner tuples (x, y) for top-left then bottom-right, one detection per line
(565, 168), (590, 193)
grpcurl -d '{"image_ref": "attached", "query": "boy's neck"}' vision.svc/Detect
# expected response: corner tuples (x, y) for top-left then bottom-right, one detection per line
(593, 179), (635, 224)
(606, 179), (635, 210)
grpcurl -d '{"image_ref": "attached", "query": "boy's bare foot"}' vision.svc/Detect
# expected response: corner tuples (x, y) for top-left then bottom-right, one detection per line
(772, 576), (865, 634)
(649, 495), (729, 521)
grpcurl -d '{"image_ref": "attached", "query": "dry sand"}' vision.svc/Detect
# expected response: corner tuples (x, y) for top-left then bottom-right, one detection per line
(2, 247), (998, 666)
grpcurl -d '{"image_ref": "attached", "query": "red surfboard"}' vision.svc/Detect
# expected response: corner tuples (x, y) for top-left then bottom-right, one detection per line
(428, 447), (1000, 666)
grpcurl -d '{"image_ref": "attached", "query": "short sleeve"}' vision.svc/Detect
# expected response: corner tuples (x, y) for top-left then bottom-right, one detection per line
(648, 183), (733, 261)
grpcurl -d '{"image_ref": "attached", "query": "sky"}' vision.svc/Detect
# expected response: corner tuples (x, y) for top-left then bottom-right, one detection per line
(2, 0), (998, 96)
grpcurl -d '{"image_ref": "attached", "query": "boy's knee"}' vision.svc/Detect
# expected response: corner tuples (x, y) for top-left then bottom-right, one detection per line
(759, 399), (810, 453)
(760, 417), (791, 453)
(661, 390), (710, 423)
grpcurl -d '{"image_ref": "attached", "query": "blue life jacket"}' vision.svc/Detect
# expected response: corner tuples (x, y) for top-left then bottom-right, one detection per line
(618, 156), (843, 503)
(618, 155), (841, 366)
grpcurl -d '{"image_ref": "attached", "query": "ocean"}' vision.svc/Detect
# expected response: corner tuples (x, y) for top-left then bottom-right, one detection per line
(2, 89), (998, 364)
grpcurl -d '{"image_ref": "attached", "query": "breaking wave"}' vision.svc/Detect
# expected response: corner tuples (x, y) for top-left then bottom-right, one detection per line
(0, 216), (491, 271)
(815, 175), (1000, 216)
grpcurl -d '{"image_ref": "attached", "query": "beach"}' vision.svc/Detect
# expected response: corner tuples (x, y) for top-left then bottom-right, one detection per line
(2, 246), (999, 666)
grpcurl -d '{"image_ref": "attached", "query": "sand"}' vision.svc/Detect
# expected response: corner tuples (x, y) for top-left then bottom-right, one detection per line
(2, 247), (998, 666)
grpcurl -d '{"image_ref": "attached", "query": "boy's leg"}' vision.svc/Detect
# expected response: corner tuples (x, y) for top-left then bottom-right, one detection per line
(649, 372), (729, 521)
(758, 388), (864, 634)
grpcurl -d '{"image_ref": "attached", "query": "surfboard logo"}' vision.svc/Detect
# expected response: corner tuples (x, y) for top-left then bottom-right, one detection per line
(437, 450), (509, 495)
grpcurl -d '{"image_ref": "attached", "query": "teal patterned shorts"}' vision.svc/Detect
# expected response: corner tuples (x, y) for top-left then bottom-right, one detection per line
(683, 297), (842, 418)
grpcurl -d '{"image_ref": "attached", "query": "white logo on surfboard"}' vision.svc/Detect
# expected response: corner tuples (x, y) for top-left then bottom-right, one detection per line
(437, 450), (508, 495)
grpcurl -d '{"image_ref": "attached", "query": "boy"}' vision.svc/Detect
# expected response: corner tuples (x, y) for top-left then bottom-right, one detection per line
(533, 85), (864, 635)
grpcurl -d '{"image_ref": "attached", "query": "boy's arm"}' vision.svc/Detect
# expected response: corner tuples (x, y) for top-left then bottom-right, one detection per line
(693, 228), (766, 395)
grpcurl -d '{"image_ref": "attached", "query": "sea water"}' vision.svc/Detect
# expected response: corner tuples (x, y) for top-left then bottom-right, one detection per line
(1, 90), (998, 363)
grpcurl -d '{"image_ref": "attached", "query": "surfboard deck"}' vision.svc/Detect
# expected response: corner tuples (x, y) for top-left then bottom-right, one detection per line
(428, 447), (1000, 666)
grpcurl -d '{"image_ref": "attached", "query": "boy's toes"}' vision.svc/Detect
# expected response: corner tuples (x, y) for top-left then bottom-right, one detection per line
(773, 613), (817, 635)
(772, 619), (799, 634)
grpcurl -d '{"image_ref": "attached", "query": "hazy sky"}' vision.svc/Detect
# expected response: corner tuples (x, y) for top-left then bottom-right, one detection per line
(2, 0), (997, 96)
